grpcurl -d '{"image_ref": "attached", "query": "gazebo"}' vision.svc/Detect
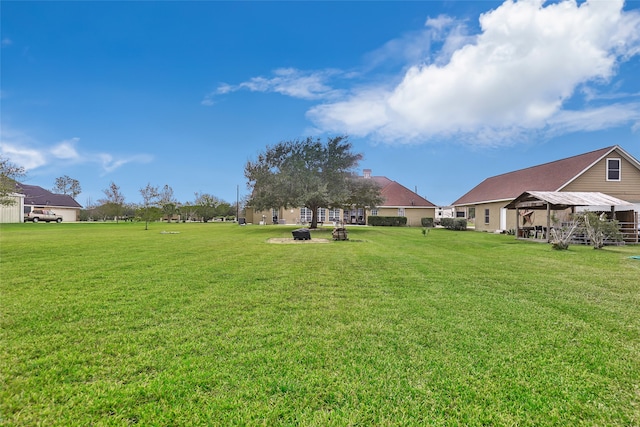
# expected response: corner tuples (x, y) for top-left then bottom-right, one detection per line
(504, 191), (635, 242)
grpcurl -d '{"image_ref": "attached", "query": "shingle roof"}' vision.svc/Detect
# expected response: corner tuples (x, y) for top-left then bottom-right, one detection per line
(367, 176), (436, 207)
(452, 146), (617, 206)
(16, 183), (82, 208)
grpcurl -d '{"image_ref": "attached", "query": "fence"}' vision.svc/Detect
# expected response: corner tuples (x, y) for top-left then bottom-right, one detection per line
(568, 220), (639, 246)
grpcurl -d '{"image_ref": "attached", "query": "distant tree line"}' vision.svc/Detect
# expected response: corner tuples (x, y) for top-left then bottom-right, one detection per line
(78, 181), (237, 224)
(0, 155), (239, 226)
(4, 134), (382, 229)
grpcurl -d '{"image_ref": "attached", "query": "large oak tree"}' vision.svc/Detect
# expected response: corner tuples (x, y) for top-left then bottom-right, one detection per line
(245, 135), (383, 229)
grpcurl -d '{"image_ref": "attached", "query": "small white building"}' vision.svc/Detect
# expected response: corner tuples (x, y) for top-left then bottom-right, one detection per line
(0, 193), (25, 223)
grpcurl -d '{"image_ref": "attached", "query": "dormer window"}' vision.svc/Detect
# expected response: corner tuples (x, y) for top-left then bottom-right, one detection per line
(606, 158), (621, 181)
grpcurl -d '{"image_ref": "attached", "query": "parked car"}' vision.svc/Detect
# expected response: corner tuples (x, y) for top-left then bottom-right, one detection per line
(24, 209), (63, 223)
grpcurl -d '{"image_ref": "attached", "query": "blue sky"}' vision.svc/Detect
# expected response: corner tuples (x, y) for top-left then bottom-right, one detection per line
(2, 0), (639, 207)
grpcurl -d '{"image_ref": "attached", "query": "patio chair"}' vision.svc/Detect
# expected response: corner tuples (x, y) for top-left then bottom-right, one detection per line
(534, 225), (544, 239)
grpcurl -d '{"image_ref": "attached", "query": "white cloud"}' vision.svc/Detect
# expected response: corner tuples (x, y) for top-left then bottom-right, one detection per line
(0, 126), (46, 169)
(201, 93), (216, 106)
(425, 15), (455, 33)
(363, 29), (434, 71)
(308, 0), (640, 144)
(545, 103), (640, 135)
(97, 153), (153, 174)
(0, 124), (152, 173)
(50, 138), (80, 160)
(0, 143), (47, 169)
(202, 68), (345, 105)
(98, 154), (127, 173)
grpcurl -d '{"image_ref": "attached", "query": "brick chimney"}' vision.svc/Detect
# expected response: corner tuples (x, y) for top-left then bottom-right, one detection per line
(363, 169), (372, 179)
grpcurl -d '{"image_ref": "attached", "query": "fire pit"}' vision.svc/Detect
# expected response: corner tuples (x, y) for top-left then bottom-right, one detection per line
(292, 228), (311, 240)
(332, 227), (348, 240)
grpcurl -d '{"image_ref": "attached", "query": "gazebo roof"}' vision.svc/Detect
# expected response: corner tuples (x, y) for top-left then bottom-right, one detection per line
(504, 191), (634, 210)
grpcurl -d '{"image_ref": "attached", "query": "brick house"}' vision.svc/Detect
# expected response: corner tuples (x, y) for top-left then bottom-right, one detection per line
(245, 169), (436, 227)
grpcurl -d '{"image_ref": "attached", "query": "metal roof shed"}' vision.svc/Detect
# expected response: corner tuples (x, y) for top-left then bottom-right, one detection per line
(504, 191), (634, 241)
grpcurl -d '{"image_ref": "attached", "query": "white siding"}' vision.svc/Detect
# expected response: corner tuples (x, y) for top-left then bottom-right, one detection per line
(0, 195), (24, 223)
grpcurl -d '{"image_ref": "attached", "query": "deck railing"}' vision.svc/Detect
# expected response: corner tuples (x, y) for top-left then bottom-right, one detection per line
(569, 220), (639, 245)
(618, 221), (639, 244)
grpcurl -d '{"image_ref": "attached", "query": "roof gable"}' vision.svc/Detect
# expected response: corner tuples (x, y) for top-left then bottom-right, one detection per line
(16, 183), (82, 208)
(452, 146), (620, 205)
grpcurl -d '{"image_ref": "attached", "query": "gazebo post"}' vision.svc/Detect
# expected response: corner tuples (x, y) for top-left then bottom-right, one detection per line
(546, 203), (551, 242)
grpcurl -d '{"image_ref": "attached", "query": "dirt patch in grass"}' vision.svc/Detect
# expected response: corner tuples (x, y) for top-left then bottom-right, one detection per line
(267, 238), (331, 244)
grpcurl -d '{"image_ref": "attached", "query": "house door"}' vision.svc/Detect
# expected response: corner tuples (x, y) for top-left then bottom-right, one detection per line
(500, 208), (507, 231)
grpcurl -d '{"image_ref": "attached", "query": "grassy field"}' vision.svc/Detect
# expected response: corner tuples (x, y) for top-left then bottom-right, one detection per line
(1, 222), (639, 426)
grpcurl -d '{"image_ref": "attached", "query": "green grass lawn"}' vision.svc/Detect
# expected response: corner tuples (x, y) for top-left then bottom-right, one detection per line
(1, 222), (639, 426)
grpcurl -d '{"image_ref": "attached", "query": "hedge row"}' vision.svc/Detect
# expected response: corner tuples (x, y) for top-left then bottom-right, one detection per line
(367, 216), (407, 226)
(441, 217), (468, 230)
(421, 218), (434, 227)
(366, 216), (465, 228)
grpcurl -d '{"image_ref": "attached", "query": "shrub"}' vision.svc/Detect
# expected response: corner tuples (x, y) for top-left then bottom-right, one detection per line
(441, 218), (467, 230)
(454, 218), (467, 230)
(549, 213), (579, 250)
(577, 212), (622, 249)
(440, 218), (454, 229)
(368, 216), (407, 226)
(421, 217), (434, 228)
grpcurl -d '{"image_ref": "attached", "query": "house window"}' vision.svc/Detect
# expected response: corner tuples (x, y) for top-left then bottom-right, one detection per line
(607, 158), (621, 181)
(328, 208), (341, 220)
(484, 209), (490, 224)
(371, 208), (378, 216)
(398, 208), (405, 216)
(317, 208), (326, 222)
(300, 207), (312, 222)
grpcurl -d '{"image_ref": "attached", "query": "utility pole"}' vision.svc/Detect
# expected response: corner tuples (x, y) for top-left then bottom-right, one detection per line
(236, 184), (239, 221)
